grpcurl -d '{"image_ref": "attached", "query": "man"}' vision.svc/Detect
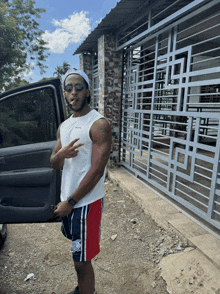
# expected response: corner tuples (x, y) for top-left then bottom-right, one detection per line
(50, 69), (112, 294)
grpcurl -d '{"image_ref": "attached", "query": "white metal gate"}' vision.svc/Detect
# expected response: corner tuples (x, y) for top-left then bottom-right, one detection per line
(120, 0), (220, 229)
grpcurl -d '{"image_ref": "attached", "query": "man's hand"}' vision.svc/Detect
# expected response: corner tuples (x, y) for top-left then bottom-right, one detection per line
(50, 136), (84, 169)
(61, 138), (84, 159)
(52, 201), (73, 217)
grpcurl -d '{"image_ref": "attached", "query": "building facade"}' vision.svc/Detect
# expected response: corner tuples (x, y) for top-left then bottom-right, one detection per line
(75, 0), (220, 230)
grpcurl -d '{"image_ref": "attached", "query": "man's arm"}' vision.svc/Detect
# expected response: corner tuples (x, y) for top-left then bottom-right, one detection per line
(50, 124), (84, 169)
(54, 118), (112, 217)
(70, 118), (112, 202)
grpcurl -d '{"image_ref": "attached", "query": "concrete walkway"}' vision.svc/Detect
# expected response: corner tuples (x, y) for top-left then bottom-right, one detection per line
(108, 167), (220, 270)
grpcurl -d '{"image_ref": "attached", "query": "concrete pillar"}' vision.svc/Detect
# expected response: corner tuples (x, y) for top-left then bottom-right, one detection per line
(98, 34), (123, 167)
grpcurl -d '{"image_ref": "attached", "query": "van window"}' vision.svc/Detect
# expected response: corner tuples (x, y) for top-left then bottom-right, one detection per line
(0, 87), (57, 148)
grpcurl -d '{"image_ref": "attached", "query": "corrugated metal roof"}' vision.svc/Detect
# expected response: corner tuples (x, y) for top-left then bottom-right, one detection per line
(74, 0), (194, 55)
(74, 0), (150, 55)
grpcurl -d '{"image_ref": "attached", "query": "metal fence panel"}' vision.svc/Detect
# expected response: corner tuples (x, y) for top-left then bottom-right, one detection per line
(120, 1), (220, 229)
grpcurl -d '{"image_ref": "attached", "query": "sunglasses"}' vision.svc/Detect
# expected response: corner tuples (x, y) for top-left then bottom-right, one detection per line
(64, 83), (84, 92)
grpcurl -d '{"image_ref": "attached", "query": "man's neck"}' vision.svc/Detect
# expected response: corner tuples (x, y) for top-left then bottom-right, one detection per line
(72, 105), (91, 117)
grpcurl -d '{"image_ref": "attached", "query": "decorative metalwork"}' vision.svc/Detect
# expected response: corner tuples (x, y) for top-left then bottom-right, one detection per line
(120, 1), (220, 229)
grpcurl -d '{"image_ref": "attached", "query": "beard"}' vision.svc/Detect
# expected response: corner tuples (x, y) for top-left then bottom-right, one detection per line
(65, 94), (88, 112)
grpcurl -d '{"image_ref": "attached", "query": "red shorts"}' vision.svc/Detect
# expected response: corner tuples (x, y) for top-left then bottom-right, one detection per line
(61, 198), (104, 262)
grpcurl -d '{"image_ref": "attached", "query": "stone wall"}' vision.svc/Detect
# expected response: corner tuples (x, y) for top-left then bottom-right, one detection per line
(79, 53), (93, 104)
(98, 34), (123, 167)
(79, 34), (123, 167)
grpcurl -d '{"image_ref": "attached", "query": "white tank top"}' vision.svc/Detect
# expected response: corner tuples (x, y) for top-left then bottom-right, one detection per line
(60, 110), (106, 208)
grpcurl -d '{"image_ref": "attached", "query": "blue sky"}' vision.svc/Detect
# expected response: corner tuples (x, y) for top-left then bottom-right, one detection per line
(26, 0), (119, 82)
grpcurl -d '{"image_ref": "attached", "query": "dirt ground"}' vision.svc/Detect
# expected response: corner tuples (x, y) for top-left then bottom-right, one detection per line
(0, 178), (200, 294)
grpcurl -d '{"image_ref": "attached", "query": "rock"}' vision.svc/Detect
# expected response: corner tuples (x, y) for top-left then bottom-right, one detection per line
(176, 246), (183, 251)
(184, 247), (195, 253)
(24, 273), (34, 281)
(130, 218), (137, 224)
(111, 234), (117, 241)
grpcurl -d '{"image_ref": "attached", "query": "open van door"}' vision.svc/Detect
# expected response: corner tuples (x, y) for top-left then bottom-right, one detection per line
(0, 79), (66, 223)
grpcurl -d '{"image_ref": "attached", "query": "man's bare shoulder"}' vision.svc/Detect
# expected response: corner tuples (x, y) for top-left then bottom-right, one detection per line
(92, 118), (111, 131)
(90, 118), (112, 141)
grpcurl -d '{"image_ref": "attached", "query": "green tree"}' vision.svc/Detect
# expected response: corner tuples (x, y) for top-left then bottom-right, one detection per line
(4, 77), (29, 91)
(53, 61), (70, 78)
(62, 61), (71, 75)
(0, 0), (50, 90)
(53, 65), (63, 79)
(39, 77), (54, 82)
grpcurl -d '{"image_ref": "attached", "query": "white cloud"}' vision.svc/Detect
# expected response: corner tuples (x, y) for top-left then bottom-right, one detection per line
(17, 62), (34, 78)
(23, 65), (34, 77)
(42, 11), (91, 54)
(95, 18), (103, 25)
(23, 70), (33, 78)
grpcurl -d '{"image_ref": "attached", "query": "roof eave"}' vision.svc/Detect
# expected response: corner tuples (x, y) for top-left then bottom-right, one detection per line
(73, 0), (150, 55)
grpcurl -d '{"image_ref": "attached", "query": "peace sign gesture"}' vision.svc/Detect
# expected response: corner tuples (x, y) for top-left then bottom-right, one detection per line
(62, 138), (84, 158)
(50, 124), (84, 169)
